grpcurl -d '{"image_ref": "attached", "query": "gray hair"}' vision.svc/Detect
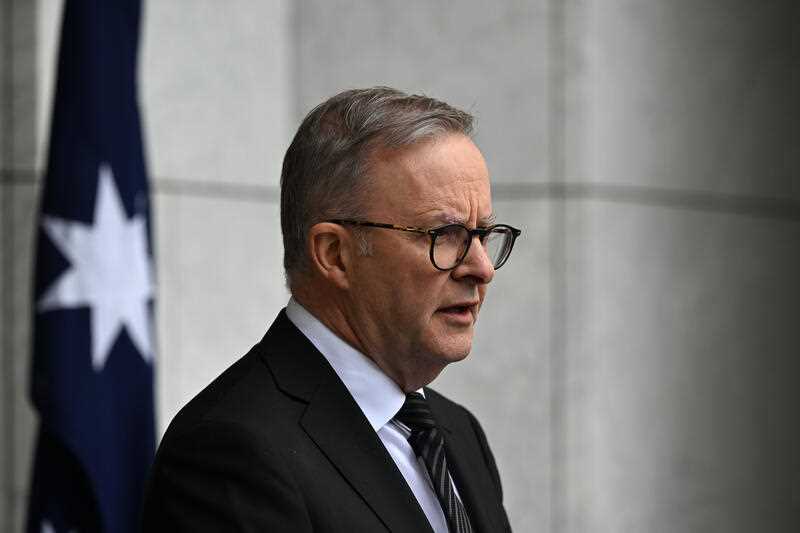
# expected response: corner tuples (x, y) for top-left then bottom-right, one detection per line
(280, 86), (474, 288)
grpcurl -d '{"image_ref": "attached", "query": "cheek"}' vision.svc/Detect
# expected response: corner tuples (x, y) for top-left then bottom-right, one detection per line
(388, 280), (446, 338)
(365, 265), (424, 323)
(362, 240), (450, 319)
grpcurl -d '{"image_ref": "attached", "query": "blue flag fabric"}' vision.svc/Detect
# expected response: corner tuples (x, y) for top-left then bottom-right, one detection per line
(27, 1), (155, 532)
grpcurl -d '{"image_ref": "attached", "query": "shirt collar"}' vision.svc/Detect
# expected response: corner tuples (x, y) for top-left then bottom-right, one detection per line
(285, 297), (407, 431)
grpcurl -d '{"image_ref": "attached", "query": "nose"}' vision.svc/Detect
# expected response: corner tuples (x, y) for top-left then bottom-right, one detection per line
(451, 235), (495, 284)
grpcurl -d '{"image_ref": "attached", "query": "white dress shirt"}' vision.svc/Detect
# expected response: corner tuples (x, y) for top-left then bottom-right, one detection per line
(285, 298), (454, 533)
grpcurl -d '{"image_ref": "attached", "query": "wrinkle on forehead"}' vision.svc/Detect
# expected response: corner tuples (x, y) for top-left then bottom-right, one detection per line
(412, 203), (495, 228)
(408, 175), (493, 226)
(366, 134), (493, 224)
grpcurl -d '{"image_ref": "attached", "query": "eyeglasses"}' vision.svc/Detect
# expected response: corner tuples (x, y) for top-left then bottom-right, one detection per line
(328, 219), (522, 271)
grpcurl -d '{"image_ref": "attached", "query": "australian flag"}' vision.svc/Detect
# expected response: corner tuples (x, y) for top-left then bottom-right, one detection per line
(26, 1), (155, 532)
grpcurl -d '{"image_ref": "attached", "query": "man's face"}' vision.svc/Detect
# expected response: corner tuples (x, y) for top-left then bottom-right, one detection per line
(346, 133), (495, 389)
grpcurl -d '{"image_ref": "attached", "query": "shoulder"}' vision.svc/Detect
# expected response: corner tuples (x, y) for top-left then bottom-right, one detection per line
(424, 387), (505, 491)
(152, 337), (301, 489)
(162, 342), (280, 440)
(142, 363), (312, 530)
(424, 387), (481, 430)
(424, 387), (493, 457)
(161, 310), (320, 442)
(142, 315), (318, 530)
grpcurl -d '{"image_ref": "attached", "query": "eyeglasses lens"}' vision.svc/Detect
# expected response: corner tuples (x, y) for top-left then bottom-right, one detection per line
(432, 225), (467, 269)
(432, 226), (513, 270)
(483, 228), (511, 268)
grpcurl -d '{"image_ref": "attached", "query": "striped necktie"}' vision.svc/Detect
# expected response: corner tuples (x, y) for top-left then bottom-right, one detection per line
(395, 392), (473, 533)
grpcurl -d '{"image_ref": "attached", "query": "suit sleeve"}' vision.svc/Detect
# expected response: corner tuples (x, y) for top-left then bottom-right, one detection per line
(466, 410), (513, 532)
(141, 420), (312, 532)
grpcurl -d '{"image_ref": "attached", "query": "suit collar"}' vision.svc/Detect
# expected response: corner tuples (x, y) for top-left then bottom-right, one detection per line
(259, 311), (434, 533)
(285, 298), (407, 432)
(256, 310), (323, 401)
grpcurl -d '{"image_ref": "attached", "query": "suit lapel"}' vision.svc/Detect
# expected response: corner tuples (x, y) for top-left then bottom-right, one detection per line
(427, 389), (505, 533)
(302, 380), (434, 533)
(261, 312), (433, 533)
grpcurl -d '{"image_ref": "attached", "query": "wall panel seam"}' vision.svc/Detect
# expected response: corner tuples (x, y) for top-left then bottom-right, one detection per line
(149, 178), (800, 221)
(4, 169), (798, 220)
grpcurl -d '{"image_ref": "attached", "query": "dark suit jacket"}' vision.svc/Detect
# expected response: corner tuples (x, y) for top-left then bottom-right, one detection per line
(141, 310), (511, 532)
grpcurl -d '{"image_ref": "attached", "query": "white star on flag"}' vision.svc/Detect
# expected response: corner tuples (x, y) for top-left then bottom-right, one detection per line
(38, 163), (155, 371)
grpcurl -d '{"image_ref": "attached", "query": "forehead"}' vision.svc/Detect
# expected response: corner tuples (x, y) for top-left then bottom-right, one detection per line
(366, 134), (492, 224)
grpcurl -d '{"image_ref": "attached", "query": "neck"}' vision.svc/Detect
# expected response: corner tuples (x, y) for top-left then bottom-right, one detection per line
(291, 292), (442, 393)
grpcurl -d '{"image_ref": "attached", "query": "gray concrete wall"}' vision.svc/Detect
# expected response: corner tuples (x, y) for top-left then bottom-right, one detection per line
(2, 1), (41, 530)
(560, 2), (798, 531)
(1, 1), (797, 531)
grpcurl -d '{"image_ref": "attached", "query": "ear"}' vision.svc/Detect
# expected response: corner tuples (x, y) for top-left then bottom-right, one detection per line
(307, 222), (353, 290)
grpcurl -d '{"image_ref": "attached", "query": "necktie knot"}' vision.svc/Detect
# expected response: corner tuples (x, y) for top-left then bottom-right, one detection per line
(395, 392), (437, 432)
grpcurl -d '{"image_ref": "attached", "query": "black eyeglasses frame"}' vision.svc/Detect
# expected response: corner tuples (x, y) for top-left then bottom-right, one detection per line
(326, 219), (522, 271)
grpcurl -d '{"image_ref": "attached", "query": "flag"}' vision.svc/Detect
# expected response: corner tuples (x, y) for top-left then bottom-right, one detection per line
(26, 1), (155, 532)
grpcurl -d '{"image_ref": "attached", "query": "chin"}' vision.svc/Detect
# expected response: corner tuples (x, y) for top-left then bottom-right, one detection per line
(432, 337), (473, 365)
(414, 343), (471, 389)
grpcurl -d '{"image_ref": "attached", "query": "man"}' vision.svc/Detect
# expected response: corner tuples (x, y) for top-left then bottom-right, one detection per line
(142, 87), (520, 532)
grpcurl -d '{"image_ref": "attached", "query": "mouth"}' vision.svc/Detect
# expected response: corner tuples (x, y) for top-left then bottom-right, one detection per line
(436, 302), (479, 324)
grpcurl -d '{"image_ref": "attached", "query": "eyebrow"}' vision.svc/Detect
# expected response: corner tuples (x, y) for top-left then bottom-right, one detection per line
(479, 212), (497, 227)
(432, 211), (497, 227)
